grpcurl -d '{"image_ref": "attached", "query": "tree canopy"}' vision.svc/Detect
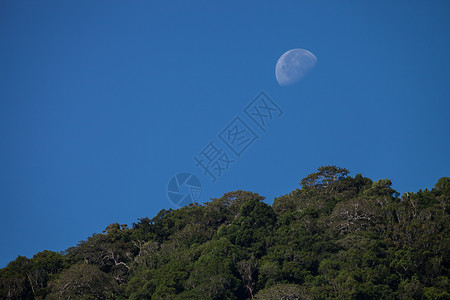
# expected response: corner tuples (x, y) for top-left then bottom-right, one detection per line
(1, 166), (449, 299)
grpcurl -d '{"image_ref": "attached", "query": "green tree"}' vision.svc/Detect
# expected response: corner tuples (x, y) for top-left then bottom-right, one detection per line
(300, 166), (350, 189)
(47, 263), (118, 299)
(185, 238), (240, 299)
(1, 167), (449, 300)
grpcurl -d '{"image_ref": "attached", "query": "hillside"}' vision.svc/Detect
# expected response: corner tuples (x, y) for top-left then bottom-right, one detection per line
(1, 166), (449, 299)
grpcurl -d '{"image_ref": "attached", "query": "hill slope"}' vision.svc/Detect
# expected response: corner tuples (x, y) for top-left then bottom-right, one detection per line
(1, 166), (449, 299)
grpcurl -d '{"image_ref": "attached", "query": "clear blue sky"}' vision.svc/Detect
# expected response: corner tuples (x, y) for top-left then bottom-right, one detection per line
(1, 0), (449, 267)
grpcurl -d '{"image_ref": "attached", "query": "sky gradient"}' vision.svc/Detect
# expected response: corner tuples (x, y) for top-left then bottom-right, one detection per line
(1, 0), (449, 267)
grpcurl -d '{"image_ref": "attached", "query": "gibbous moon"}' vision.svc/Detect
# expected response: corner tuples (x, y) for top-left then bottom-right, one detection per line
(275, 49), (317, 86)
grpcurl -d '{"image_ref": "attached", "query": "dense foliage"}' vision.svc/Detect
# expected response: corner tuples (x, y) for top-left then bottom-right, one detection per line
(1, 166), (449, 299)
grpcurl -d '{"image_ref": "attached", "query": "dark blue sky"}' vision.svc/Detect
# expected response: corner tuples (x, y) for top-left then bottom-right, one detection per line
(1, 1), (449, 267)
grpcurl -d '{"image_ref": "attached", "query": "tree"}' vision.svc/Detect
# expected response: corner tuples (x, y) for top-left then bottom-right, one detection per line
(300, 166), (350, 189)
(2, 167), (449, 299)
(327, 198), (382, 235)
(185, 238), (240, 299)
(47, 263), (118, 299)
(0, 256), (33, 299)
(215, 196), (276, 256)
(236, 256), (258, 299)
(26, 251), (65, 298)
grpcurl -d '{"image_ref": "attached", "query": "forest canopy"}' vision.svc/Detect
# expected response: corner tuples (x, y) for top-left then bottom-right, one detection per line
(1, 166), (449, 299)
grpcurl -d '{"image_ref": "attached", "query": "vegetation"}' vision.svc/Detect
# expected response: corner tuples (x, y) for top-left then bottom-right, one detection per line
(1, 166), (449, 299)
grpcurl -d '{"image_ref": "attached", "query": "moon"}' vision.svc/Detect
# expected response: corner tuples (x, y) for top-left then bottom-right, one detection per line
(275, 49), (317, 86)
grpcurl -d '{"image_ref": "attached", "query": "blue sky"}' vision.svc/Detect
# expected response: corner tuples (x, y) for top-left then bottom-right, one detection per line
(1, 0), (449, 267)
